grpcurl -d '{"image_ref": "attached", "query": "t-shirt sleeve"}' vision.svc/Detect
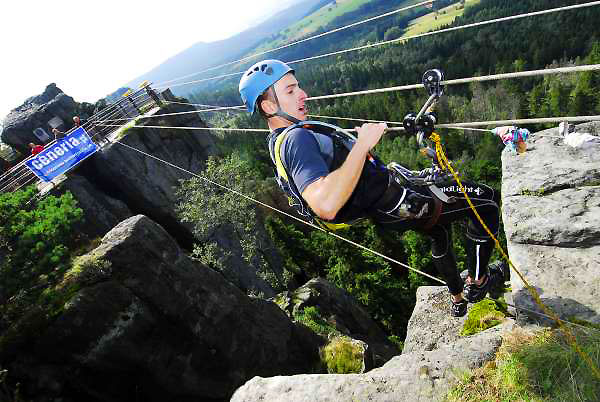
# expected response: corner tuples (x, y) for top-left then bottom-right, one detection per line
(283, 129), (330, 194)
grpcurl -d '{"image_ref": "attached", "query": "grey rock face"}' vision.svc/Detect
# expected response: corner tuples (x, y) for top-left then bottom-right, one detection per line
(273, 278), (399, 366)
(231, 317), (511, 402)
(15, 215), (322, 401)
(403, 286), (470, 353)
(52, 175), (132, 238)
(81, 104), (278, 296)
(501, 122), (600, 325)
(1, 84), (78, 153)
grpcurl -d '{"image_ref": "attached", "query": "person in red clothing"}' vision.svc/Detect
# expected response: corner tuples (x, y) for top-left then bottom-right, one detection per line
(28, 142), (44, 156)
(73, 116), (87, 127)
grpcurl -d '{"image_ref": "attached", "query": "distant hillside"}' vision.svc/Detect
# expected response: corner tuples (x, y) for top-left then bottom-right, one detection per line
(125, 0), (329, 92)
(104, 87), (132, 104)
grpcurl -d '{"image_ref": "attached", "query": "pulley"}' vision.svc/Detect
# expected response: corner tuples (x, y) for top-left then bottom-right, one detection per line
(422, 69), (444, 98)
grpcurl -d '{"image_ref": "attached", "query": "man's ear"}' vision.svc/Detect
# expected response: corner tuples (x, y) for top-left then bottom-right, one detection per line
(260, 96), (277, 116)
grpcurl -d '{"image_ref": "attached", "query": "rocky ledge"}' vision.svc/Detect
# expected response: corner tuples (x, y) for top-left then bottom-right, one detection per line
(232, 286), (513, 402)
(501, 122), (600, 325)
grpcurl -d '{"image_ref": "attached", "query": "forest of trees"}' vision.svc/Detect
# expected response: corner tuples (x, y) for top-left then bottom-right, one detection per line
(176, 0), (600, 339)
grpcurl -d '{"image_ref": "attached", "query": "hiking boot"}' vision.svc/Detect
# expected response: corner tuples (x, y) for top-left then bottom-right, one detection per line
(489, 260), (510, 282)
(451, 298), (468, 317)
(463, 263), (505, 303)
(463, 261), (510, 303)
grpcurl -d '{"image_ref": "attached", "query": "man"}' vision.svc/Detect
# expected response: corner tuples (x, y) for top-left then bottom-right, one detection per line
(73, 116), (84, 127)
(29, 143), (44, 156)
(239, 60), (505, 317)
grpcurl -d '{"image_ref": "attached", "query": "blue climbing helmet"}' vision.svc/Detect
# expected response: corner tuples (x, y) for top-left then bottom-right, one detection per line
(239, 59), (294, 114)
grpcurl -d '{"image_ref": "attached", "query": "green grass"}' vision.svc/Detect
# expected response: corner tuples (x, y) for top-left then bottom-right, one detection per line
(253, 0), (424, 53)
(253, 0), (371, 52)
(402, 0), (480, 38)
(293, 306), (340, 336)
(447, 328), (600, 401)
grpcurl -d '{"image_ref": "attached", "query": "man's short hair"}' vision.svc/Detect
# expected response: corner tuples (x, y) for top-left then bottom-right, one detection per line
(257, 88), (275, 119)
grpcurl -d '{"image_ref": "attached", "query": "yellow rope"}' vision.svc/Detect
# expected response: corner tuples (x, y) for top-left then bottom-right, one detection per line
(428, 132), (600, 380)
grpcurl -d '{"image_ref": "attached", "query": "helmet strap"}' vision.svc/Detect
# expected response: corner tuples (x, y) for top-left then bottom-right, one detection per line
(264, 85), (301, 125)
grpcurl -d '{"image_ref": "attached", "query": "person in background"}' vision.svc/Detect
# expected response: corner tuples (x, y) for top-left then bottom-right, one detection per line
(29, 143), (44, 156)
(73, 116), (87, 127)
(52, 128), (65, 141)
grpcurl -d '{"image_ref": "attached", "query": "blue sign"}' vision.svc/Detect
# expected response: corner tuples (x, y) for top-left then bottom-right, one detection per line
(26, 127), (98, 182)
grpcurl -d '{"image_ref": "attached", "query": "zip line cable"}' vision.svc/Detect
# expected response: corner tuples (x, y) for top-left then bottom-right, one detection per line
(308, 115), (594, 137)
(163, 100), (244, 109)
(96, 104), (248, 124)
(306, 64), (600, 101)
(112, 137), (600, 335)
(97, 115), (600, 134)
(98, 124), (270, 132)
(154, 1), (600, 91)
(154, 0), (435, 88)
(99, 64), (600, 124)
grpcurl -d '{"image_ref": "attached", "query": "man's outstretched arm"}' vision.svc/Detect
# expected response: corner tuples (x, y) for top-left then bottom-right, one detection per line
(302, 123), (387, 220)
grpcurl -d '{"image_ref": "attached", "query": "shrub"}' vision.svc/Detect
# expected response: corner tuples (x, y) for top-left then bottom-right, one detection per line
(293, 306), (338, 337)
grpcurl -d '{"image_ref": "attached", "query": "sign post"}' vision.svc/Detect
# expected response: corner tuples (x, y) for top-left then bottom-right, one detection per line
(25, 127), (98, 182)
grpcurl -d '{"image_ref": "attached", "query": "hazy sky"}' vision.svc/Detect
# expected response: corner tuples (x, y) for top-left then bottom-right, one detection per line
(0, 0), (295, 121)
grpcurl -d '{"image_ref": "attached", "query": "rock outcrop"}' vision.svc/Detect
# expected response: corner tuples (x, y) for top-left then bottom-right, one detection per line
(6, 215), (322, 401)
(1, 84), (91, 154)
(403, 286), (472, 353)
(73, 101), (217, 247)
(501, 122), (600, 325)
(232, 286), (512, 402)
(273, 278), (398, 366)
(53, 175), (133, 238)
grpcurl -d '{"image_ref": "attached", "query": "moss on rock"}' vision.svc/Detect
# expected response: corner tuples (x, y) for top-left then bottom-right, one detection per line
(321, 336), (365, 374)
(461, 299), (506, 336)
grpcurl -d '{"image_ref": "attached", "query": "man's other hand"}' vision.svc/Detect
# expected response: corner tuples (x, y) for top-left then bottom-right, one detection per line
(355, 122), (387, 151)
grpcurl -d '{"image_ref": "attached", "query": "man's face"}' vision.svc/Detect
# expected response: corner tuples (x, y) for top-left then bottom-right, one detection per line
(73, 117), (80, 124)
(271, 73), (308, 122)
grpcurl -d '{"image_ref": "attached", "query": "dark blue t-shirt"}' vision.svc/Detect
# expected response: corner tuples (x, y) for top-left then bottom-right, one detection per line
(281, 127), (344, 194)
(271, 125), (390, 222)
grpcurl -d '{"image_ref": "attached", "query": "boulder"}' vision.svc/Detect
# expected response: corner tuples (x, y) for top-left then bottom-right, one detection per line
(403, 286), (472, 353)
(272, 278), (398, 366)
(1, 84), (78, 153)
(501, 122), (600, 325)
(6, 215), (322, 401)
(77, 102), (279, 296)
